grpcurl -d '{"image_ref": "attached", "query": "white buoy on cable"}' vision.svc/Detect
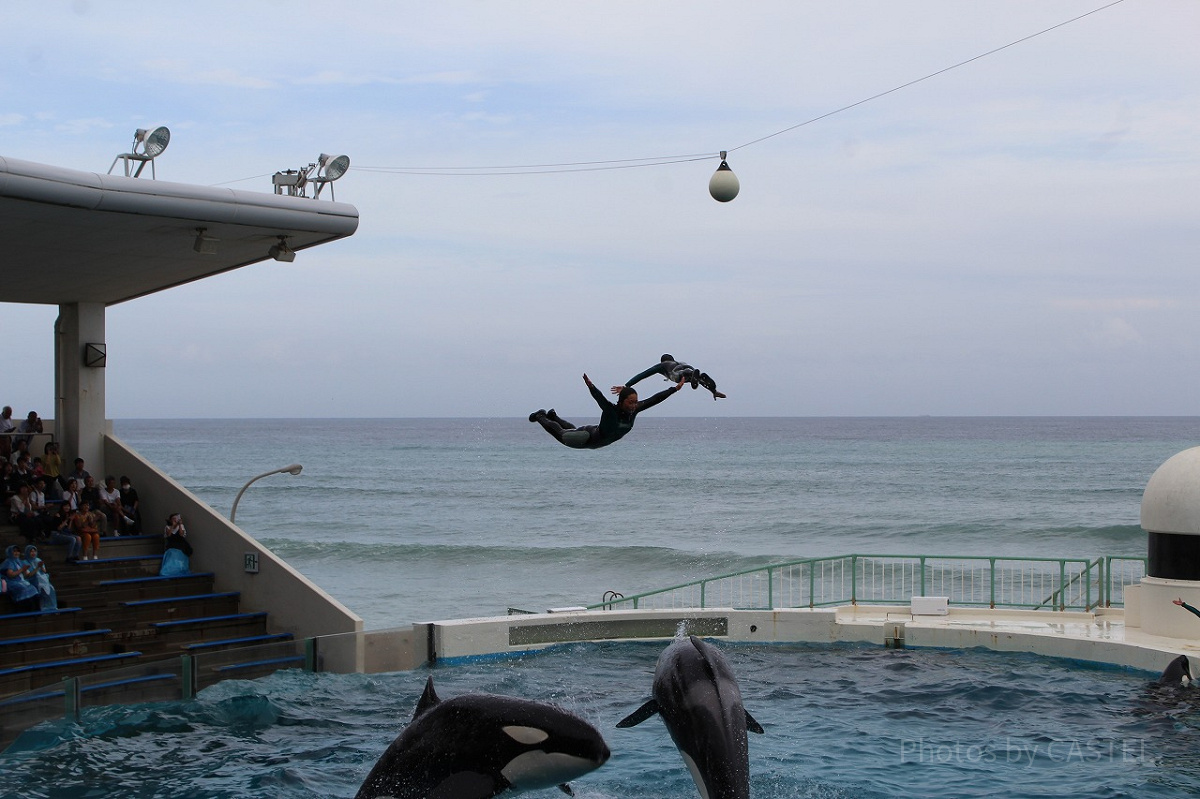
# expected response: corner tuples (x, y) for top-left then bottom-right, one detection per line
(708, 151), (740, 202)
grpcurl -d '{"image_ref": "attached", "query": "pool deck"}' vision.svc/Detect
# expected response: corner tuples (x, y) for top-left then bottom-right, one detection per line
(416, 604), (1195, 677)
(835, 605), (1192, 674)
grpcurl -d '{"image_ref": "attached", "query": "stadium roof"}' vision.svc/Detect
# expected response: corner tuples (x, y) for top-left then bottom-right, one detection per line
(0, 155), (359, 306)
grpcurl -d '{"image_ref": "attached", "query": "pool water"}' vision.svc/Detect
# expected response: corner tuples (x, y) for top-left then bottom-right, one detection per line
(3, 642), (1200, 798)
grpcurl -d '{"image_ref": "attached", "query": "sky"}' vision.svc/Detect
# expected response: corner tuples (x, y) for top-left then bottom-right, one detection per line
(2, 0), (1198, 418)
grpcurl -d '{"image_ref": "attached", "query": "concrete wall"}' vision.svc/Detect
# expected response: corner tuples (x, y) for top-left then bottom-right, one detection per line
(401, 606), (1180, 677)
(103, 433), (363, 643)
(1134, 576), (1200, 638)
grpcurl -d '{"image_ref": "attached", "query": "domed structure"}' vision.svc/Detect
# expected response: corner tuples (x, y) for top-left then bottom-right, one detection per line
(1141, 446), (1200, 580)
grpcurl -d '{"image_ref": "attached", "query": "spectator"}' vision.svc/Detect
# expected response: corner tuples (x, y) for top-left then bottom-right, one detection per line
(9, 483), (45, 542)
(42, 442), (63, 500)
(28, 477), (54, 531)
(9, 439), (30, 467)
(80, 476), (109, 535)
(61, 478), (81, 512)
(10, 441), (31, 472)
(1, 544), (38, 612)
(45, 503), (82, 562)
(64, 458), (91, 490)
(119, 476), (142, 534)
(98, 476), (128, 535)
(0, 461), (16, 500)
(11, 454), (34, 486)
(71, 501), (102, 561)
(22, 545), (56, 611)
(0, 406), (14, 460)
(15, 411), (42, 448)
(161, 513), (192, 576)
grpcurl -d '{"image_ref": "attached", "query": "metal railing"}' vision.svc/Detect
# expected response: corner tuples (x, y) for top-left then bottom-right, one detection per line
(588, 554), (1148, 613)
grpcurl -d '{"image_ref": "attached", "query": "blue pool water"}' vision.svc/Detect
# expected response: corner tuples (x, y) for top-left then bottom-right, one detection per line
(4, 642), (1200, 798)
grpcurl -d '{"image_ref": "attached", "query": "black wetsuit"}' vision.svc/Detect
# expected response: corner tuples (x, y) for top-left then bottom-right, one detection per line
(627, 358), (723, 399)
(535, 381), (679, 449)
(1180, 601), (1200, 621)
(627, 360), (695, 387)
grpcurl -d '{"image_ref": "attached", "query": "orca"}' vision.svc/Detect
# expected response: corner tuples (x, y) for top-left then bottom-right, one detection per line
(356, 677), (610, 799)
(1160, 654), (1192, 687)
(617, 635), (764, 799)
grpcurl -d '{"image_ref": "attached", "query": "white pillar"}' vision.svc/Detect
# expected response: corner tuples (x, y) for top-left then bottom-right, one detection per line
(55, 302), (107, 472)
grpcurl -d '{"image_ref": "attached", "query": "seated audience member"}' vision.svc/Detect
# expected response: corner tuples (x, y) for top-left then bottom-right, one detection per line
(28, 477), (54, 532)
(119, 476), (142, 534)
(0, 461), (16, 501)
(63, 458), (90, 494)
(22, 545), (56, 611)
(1, 544), (38, 613)
(80, 476), (108, 535)
(9, 438), (30, 467)
(9, 483), (45, 543)
(61, 478), (81, 512)
(0, 406), (14, 460)
(71, 502), (102, 561)
(161, 513), (192, 576)
(11, 453), (34, 483)
(45, 503), (82, 562)
(29, 476), (49, 513)
(15, 411), (42, 448)
(98, 476), (128, 535)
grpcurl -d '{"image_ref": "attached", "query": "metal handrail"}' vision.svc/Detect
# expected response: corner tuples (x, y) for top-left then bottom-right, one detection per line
(587, 553), (1146, 613)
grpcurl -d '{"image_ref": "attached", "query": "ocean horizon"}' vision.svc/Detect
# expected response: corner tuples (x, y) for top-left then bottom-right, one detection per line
(112, 415), (1196, 628)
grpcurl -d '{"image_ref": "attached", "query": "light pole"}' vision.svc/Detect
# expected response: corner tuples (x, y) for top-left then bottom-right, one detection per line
(230, 464), (303, 524)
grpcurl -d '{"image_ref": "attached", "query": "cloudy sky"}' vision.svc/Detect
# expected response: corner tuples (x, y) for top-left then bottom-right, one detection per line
(2, 0), (1198, 418)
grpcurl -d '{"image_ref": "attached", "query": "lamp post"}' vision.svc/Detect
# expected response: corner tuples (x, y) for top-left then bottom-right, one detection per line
(230, 464), (303, 524)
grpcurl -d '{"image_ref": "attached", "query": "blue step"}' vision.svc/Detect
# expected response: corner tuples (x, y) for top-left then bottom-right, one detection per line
(184, 633), (294, 651)
(122, 592), (239, 608)
(99, 572), (215, 587)
(0, 628), (111, 650)
(0, 651), (141, 679)
(152, 612), (267, 630)
(213, 655), (305, 673)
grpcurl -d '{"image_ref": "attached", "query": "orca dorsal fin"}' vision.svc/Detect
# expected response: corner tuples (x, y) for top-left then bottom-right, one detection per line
(414, 676), (441, 720)
(615, 699), (660, 728)
(745, 709), (765, 734)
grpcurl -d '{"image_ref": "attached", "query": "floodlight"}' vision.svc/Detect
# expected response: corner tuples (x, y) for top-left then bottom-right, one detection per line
(137, 127), (171, 158)
(269, 236), (295, 262)
(318, 154), (350, 181)
(108, 125), (171, 179)
(310, 153), (350, 199)
(708, 152), (740, 203)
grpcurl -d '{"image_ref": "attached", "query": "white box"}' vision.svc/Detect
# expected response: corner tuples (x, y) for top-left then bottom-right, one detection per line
(911, 596), (949, 615)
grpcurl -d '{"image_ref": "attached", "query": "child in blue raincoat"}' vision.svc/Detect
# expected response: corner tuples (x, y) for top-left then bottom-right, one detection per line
(23, 544), (57, 611)
(2, 544), (39, 612)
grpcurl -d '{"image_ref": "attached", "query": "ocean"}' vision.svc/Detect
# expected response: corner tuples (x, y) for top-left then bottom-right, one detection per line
(111, 416), (1197, 629)
(5, 416), (1200, 797)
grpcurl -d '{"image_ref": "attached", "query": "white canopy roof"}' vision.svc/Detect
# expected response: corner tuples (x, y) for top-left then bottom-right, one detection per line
(0, 155), (359, 306)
